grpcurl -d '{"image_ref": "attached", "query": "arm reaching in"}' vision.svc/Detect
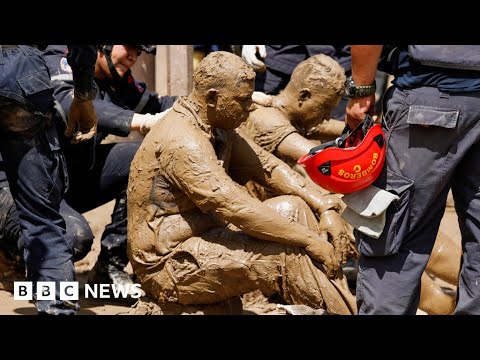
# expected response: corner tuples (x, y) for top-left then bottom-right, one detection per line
(65, 45), (98, 143)
(242, 45), (267, 72)
(130, 108), (172, 135)
(346, 45), (383, 130)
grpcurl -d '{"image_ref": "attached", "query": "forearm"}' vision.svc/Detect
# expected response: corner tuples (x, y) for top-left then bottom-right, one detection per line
(346, 46), (383, 129)
(351, 45), (383, 85)
(210, 184), (318, 248)
(262, 162), (339, 214)
(66, 45), (97, 100)
(55, 86), (132, 136)
(275, 132), (319, 165)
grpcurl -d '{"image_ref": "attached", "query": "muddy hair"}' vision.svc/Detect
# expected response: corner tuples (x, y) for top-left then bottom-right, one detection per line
(290, 53), (346, 96)
(193, 51), (255, 93)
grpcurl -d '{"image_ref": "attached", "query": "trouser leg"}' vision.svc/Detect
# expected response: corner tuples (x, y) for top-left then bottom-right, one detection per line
(452, 140), (480, 314)
(0, 112), (77, 314)
(356, 86), (480, 314)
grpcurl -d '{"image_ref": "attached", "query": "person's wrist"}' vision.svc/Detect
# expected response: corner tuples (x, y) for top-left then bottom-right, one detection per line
(73, 85), (97, 102)
(345, 76), (376, 98)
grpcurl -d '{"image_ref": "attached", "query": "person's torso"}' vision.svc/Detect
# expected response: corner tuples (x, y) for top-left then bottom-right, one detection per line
(393, 45), (480, 92)
(0, 45), (54, 113)
(238, 106), (298, 154)
(129, 100), (232, 256)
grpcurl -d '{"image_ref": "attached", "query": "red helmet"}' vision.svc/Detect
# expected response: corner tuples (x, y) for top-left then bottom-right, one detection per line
(298, 115), (386, 194)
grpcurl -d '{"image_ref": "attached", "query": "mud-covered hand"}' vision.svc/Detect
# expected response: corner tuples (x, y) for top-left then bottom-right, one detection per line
(242, 45), (267, 72)
(317, 194), (343, 213)
(319, 209), (352, 265)
(66, 97), (98, 144)
(305, 233), (341, 278)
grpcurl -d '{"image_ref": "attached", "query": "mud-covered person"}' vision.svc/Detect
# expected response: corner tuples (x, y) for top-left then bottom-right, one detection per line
(237, 53), (357, 264)
(127, 51), (356, 315)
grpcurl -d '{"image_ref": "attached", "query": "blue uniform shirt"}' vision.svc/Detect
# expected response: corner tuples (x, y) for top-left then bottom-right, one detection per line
(394, 46), (480, 92)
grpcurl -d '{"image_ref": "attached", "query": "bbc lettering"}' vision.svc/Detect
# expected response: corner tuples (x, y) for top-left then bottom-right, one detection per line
(14, 281), (142, 301)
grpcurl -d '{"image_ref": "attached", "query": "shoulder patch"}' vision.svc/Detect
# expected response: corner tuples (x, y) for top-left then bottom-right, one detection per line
(60, 57), (72, 74)
(134, 79), (145, 93)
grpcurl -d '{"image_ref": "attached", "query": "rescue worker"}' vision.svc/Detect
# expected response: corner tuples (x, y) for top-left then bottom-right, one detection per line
(127, 51), (356, 315)
(0, 44), (175, 299)
(0, 44), (98, 315)
(346, 45), (480, 314)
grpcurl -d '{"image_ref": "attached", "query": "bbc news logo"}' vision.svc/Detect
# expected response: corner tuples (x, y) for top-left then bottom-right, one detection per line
(14, 281), (143, 301)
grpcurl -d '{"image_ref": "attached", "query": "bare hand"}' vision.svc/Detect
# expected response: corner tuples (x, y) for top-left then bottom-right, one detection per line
(345, 94), (375, 130)
(66, 97), (98, 144)
(305, 233), (340, 278)
(319, 209), (351, 265)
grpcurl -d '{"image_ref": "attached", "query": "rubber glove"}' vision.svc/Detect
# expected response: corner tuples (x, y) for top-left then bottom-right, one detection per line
(242, 45), (267, 72)
(132, 108), (172, 135)
(66, 97), (98, 144)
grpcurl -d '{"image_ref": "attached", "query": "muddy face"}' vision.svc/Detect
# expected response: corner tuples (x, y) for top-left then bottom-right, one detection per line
(300, 94), (335, 125)
(194, 51), (256, 129)
(283, 53), (345, 128)
(208, 80), (255, 129)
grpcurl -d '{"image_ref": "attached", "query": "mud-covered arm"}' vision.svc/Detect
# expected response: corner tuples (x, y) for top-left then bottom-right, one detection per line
(232, 131), (351, 264)
(232, 131), (341, 214)
(164, 132), (328, 250)
(275, 132), (320, 165)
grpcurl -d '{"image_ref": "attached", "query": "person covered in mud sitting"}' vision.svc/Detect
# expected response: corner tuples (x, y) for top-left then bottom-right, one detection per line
(238, 53), (346, 167)
(127, 51), (356, 315)
(237, 53), (358, 267)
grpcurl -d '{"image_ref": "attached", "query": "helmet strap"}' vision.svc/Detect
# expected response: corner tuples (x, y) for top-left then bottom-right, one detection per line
(101, 45), (123, 82)
(309, 115), (375, 155)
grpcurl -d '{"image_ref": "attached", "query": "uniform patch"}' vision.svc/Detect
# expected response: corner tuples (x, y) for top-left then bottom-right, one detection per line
(134, 80), (145, 93)
(60, 57), (72, 73)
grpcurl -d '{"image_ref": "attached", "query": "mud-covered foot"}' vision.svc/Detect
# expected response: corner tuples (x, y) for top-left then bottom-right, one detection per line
(277, 304), (329, 315)
(88, 262), (145, 303)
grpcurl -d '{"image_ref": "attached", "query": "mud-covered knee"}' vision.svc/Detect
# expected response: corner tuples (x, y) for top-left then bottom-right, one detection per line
(263, 195), (305, 216)
(263, 195), (317, 228)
